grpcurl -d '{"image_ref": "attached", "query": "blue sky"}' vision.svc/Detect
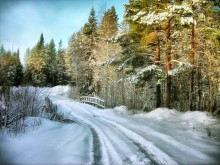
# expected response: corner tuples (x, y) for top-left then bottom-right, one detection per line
(0, 0), (128, 64)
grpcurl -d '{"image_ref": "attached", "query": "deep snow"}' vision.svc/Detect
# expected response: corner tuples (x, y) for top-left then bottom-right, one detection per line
(1, 86), (220, 165)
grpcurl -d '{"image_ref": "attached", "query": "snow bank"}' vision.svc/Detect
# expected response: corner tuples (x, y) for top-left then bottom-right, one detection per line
(45, 85), (71, 97)
(8, 86), (71, 99)
(135, 108), (219, 126)
(113, 105), (128, 115)
(180, 111), (217, 125)
(137, 108), (181, 119)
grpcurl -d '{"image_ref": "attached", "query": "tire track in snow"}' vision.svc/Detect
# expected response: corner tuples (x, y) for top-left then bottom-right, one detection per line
(54, 99), (175, 164)
(105, 115), (215, 164)
(66, 105), (123, 164)
(101, 118), (179, 165)
(89, 126), (102, 165)
(59, 103), (116, 165)
(63, 103), (152, 165)
(89, 118), (152, 165)
(58, 104), (103, 165)
(132, 141), (159, 165)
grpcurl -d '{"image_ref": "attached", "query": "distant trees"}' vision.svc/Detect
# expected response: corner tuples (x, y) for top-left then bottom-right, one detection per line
(24, 34), (67, 86)
(56, 40), (68, 85)
(0, 45), (23, 86)
(25, 33), (46, 86)
(44, 39), (57, 86)
(14, 49), (23, 86)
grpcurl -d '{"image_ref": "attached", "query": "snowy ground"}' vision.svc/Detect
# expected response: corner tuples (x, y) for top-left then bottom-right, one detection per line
(1, 86), (220, 165)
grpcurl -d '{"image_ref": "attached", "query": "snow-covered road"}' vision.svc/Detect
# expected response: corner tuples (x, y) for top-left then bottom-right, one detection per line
(49, 95), (220, 165)
(1, 92), (220, 165)
(54, 96), (176, 165)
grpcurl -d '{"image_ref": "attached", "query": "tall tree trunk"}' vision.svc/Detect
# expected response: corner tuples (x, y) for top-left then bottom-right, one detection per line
(155, 38), (161, 108)
(166, 18), (172, 108)
(197, 60), (202, 111)
(121, 69), (125, 105)
(190, 5), (195, 111)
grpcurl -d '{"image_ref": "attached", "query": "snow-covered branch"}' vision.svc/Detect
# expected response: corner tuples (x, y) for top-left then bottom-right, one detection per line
(168, 61), (192, 76)
(129, 3), (194, 26)
(168, 3), (193, 15)
(137, 11), (170, 25)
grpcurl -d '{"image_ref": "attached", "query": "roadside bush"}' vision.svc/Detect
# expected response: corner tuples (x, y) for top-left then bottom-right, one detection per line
(43, 97), (74, 123)
(0, 86), (44, 135)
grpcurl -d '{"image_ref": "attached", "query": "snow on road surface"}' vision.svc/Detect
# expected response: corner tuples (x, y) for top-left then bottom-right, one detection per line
(1, 86), (220, 165)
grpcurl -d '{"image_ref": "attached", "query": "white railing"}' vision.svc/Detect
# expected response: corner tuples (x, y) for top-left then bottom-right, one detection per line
(79, 96), (105, 109)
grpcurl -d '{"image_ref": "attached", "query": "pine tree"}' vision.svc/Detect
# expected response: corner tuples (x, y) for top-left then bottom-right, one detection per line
(23, 48), (32, 85)
(0, 44), (5, 58)
(25, 33), (46, 86)
(65, 31), (93, 96)
(65, 33), (76, 86)
(44, 39), (57, 86)
(99, 6), (118, 39)
(14, 49), (23, 86)
(92, 6), (120, 105)
(74, 32), (91, 95)
(56, 40), (67, 85)
(0, 47), (23, 86)
(83, 7), (98, 38)
(111, 0), (161, 109)
(81, 7), (99, 94)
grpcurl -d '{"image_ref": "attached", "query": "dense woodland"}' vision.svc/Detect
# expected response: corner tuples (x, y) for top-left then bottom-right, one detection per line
(0, 0), (220, 113)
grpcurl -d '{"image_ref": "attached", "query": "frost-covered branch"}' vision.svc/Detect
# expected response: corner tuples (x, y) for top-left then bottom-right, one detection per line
(117, 65), (164, 84)
(138, 11), (170, 25)
(129, 2), (194, 26)
(136, 65), (163, 77)
(168, 61), (192, 76)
